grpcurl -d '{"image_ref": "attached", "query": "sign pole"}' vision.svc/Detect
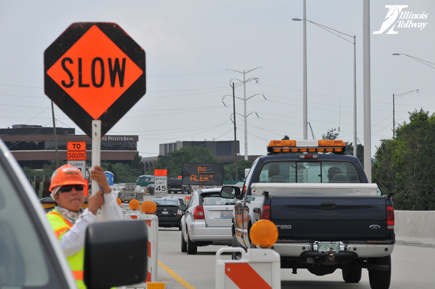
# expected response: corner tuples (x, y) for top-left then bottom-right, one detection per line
(91, 120), (101, 196)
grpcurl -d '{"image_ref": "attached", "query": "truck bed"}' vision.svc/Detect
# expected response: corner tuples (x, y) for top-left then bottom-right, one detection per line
(251, 183), (392, 241)
(270, 196), (390, 241)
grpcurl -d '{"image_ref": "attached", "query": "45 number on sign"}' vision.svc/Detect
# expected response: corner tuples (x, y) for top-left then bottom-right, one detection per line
(155, 185), (167, 192)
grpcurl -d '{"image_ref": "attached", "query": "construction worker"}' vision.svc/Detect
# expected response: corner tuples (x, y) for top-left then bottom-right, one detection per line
(46, 164), (122, 289)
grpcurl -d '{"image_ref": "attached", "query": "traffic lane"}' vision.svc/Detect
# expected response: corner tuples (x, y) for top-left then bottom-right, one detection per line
(157, 226), (435, 289)
(157, 227), (230, 289)
(389, 243), (435, 289)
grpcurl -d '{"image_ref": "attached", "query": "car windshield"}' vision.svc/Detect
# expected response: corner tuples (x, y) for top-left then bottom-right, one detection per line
(257, 161), (361, 183)
(202, 194), (236, 206)
(169, 179), (182, 185)
(153, 199), (179, 206)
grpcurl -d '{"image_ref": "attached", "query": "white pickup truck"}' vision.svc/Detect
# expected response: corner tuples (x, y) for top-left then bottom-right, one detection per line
(221, 140), (395, 289)
(0, 139), (147, 288)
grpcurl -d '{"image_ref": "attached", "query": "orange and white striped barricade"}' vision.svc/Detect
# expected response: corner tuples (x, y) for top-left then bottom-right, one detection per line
(141, 214), (158, 284)
(125, 201), (160, 288)
(124, 214), (159, 288)
(215, 247), (281, 289)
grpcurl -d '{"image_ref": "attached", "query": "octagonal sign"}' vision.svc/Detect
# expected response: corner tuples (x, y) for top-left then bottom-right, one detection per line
(44, 22), (146, 137)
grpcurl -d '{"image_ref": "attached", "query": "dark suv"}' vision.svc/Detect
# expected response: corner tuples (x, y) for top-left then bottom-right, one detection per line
(168, 178), (192, 194)
(168, 178), (183, 194)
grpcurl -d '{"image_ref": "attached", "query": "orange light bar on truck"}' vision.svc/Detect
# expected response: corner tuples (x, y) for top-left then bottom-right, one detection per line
(267, 140), (346, 154)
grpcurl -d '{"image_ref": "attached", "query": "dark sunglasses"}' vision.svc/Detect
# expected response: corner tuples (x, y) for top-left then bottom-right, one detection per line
(59, 185), (84, 193)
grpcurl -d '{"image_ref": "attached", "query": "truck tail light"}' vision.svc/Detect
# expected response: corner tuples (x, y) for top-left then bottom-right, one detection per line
(177, 209), (183, 216)
(387, 205), (394, 230)
(261, 204), (271, 220)
(194, 205), (205, 220)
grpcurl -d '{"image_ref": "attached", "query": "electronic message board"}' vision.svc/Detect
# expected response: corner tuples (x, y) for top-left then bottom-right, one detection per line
(182, 163), (223, 186)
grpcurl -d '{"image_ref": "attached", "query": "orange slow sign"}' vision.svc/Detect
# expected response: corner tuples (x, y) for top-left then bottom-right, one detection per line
(46, 25), (143, 120)
(44, 22), (146, 138)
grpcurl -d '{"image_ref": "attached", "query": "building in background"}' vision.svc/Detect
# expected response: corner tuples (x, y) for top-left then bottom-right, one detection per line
(0, 124), (139, 169)
(142, 140), (249, 174)
(158, 140), (258, 163)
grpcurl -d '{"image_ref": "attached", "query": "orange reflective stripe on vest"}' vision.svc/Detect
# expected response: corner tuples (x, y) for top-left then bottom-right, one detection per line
(47, 211), (73, 227)
(54, 227), (70, 239)
(73, 270), (84, 280)
(47, 211), (73, 239)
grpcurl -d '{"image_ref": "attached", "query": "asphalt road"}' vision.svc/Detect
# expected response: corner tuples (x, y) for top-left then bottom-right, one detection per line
(153, 227), (435, 289)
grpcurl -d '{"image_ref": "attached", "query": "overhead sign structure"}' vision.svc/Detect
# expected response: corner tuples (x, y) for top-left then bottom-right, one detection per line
(182, 163), (223, 186)
(67, 141), (87, 161)
(154, 169), (168, 196)
(44, 22), (146, 137)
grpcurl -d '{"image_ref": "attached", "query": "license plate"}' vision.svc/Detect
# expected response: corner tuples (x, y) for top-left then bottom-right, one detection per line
(162, 211), (168, 215)
(317, 242), (340, 252)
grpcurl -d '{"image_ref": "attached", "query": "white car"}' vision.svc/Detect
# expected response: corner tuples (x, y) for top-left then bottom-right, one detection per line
(180, 188), (236, 254)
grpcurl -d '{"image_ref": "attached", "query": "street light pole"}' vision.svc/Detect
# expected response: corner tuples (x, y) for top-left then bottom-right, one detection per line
(363, 0), (371, 182)
(393, 53), (435, 69)
(353, 35), (357, 156)
(292, 17), (357, 155)
(232, 82), (238, 181)
(393, 89), (419, 138)
(303, 0), (308, 140)
(227, 67), (262, 160)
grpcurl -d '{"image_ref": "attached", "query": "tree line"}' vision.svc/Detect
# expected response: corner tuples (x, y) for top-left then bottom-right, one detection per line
(373, 109), (435, 210)
(322, 110), (435, 211)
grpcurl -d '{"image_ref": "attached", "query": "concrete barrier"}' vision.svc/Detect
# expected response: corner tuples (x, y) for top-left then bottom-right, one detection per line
(395, 210), (435, 247)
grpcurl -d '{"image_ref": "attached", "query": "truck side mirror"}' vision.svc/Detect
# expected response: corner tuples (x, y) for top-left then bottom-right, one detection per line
(178, 204), (187, 211)
(220, 186), (241, 199)
(84, 220), (148, 288)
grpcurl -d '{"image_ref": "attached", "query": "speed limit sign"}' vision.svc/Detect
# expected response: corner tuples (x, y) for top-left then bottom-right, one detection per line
(154, 169), (167, 196)
(154, 176), (167, 196)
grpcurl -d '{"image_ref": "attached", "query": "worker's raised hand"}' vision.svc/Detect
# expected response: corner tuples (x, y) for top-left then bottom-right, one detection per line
(87, 190), (104, 215)
(90, 166), (111, 194)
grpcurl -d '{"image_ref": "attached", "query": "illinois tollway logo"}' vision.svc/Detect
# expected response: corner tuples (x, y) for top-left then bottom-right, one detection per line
(374, 5), (428, 34)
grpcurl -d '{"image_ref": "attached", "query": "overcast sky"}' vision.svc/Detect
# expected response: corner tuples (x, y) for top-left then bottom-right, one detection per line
(1, 0), (434, 158)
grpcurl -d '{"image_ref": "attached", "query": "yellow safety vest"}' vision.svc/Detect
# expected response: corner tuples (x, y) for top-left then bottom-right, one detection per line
(46, 209), (86, 289)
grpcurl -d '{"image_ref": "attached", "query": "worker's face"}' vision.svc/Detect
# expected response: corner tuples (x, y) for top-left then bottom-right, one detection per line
(54, 185), (84, 212)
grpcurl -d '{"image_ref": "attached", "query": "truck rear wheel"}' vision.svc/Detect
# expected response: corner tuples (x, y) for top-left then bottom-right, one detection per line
(369, 256), (391, 289)
(342, 267), (362, 283)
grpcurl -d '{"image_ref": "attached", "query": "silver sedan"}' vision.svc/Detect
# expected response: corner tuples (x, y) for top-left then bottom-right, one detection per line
(180, 188), (236, 254)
